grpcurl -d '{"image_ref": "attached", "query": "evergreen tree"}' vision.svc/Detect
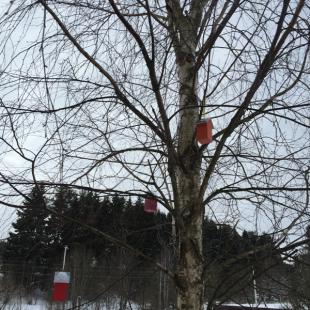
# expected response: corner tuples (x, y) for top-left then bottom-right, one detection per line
(289, 227), (310, 309)
(45, 187), (79, 268)
(124, 197), (170, 257)
(3, 185), (49, 287)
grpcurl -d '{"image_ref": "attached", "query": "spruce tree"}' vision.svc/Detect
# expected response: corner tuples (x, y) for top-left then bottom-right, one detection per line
(45, 187), (79, 268)
(3, 185), (49, 287)
(289, 227), (310, 309)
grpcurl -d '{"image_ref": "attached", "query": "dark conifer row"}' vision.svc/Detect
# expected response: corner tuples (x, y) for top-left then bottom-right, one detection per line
(0, 185), (297, 305)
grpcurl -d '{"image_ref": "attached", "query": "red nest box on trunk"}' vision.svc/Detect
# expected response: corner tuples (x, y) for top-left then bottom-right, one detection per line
(144, 196), (157, 213)
(196, 118), (213, 145)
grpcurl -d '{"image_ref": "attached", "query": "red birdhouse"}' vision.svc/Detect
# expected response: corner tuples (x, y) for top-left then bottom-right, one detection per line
(144, 196), (157, 213)
(196, 118), (213, 145)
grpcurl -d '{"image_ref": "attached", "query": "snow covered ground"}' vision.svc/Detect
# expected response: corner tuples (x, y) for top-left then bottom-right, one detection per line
(0, 299), (292, 309)
(0, 300), (46, 310)
(214, 303), (292, 309)
(0, 299), (140, 309)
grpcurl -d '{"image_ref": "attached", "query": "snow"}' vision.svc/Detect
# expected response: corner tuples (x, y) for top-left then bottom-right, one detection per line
(1, 299), (291, 309)
(0, 300), (47, 310)
(220, 303), (292, 309)
(0, 299), (140, 309)
(19, 305), (45, 310)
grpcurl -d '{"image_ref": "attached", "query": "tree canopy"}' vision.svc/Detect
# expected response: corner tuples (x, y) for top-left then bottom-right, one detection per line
(0, 1), (309, 308)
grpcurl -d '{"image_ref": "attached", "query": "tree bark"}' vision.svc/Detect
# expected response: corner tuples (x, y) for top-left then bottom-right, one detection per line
(174, 36), (204, 309)
(175, 200), (204, 310)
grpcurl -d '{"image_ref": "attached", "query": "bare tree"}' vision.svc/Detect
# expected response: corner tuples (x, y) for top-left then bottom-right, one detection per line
(0, 0), (309, 309)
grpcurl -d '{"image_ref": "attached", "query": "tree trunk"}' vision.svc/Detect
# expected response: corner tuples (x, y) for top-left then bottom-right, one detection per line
(175, 201), (204, 309)
(174, 42), (204, 309)
(175, 163), (204, 310)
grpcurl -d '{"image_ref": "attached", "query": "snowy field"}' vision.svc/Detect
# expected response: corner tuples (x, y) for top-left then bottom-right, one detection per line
(0, 299), (140, 309)
(221, 303), (292, 309)
(0, 301), (292, 309)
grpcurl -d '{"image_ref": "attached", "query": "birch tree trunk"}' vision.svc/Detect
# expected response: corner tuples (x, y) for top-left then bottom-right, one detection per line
(167, 2), (206, 308)
(174, 54), (204, 309)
